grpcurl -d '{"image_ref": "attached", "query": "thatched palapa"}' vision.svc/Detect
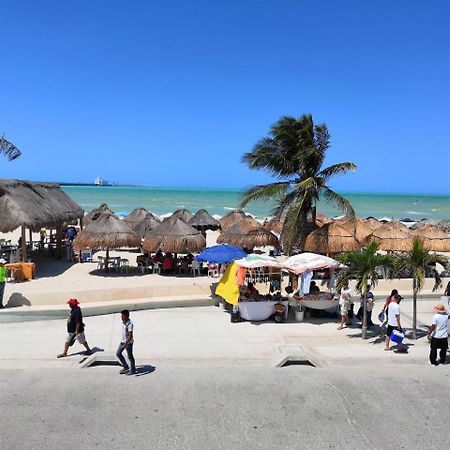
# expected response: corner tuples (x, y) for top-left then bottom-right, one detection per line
(84, 203), (115, 226)
(303, 222), (360, 254)
(188, 209), (221, 231)
(217, 217), (278, 248)
(334, 217), (381, 244)
(171, 208), (194, 223)
(143, 216), (206, 253)
(219, 210), (248, 231)
(437, 220), (450, 233)
(0, 179), (84, 232)
(73, 213), (141, 251)
(411, 225), (450, 252)
(123, 208), (161, 238)
(365, 221), (413, 251)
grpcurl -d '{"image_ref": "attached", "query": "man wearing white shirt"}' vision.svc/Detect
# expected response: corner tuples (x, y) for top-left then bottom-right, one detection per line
(385, 294), (405, 351)
(427, 304), (448, 366)
(116, 309), (136, 375)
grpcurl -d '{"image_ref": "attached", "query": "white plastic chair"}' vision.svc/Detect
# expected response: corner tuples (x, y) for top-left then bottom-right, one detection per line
(191, 260), (201, 277)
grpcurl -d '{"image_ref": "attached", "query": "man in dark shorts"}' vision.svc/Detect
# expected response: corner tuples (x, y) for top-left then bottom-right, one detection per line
(58, 298), (92, 358)
(385, 294), (405, 352)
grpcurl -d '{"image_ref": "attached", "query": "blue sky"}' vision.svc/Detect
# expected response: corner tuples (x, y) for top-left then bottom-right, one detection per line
(1, 0), (449, 194)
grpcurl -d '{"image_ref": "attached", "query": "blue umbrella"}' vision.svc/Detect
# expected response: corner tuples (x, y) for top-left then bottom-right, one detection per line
(195, 244), (246, 264)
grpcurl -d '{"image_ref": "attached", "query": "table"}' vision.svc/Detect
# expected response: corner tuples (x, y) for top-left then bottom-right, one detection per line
(238, 300), (289, 321)
(5, 262), (36, 281)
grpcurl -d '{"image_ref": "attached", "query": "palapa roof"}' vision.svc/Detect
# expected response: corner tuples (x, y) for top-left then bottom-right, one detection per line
(303, 222), (361, 254)
(365, 221), (413, 251)
(73, 213), (141, 250)
(143, 216), (206, 253)
(437, 220), (450, 233)
(217, 217), (278, 248)
(123, 208), (161, 238)
(334, 217), (381, 244)
(410, 225), (450, 252)
(0, 179), (84, 232)
(219, 210), (248, 231)
(84, 203), (115, 225)
(171, 208), (194, 222)
(188, 209), (221, 231)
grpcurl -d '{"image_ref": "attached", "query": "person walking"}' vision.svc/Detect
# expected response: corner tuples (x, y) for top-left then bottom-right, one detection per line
(380, 289), (399, 335)
(385, 294), (406, 352)
(116, 309), (136, 375)
(337, 285), (352, 330)
(427, 304), (448, 366)
(58, 299), (92, 358)
(356, 285), (375, 326)
(0, 258), (7, 308)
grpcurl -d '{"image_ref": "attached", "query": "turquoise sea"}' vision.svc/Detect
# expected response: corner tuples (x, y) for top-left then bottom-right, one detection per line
(62, 185), (450, 221)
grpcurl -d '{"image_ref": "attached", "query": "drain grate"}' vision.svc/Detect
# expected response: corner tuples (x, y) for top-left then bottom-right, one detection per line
(280, 359), (315, 368)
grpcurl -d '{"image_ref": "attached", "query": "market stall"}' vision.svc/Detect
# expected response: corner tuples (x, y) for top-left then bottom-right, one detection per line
(216, 254), (288, 321)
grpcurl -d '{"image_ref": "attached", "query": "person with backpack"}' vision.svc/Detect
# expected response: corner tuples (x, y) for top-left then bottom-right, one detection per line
(57, 299), (92, 358)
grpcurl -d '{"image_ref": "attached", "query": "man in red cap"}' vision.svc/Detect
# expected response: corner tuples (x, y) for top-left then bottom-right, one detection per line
(57, 299), (92, 358)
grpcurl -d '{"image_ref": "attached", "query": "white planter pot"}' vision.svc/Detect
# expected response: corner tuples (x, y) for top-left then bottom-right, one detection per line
(295, 310), (304, 322)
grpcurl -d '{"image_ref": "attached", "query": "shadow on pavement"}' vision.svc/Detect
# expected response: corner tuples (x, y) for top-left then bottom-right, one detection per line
(134, 365), (156, 377)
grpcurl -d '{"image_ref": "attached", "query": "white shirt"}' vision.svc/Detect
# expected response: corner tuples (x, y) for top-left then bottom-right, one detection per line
(339, 288), (352, 306)
(431, 313), (448, 339)
(388, 302), (400, 327)
(121, 319), (134, 344)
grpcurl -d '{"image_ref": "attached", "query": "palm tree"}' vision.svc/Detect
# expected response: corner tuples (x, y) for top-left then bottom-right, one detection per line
(0, 136), (21, 160)
(336, 241), (395, 339)
(395, 236), (447, 339)
(240, 114), (356, 254)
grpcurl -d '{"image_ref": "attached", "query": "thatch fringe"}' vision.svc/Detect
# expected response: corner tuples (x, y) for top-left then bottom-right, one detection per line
(304, 223), (360, 254)
(0, 179), (84, 232)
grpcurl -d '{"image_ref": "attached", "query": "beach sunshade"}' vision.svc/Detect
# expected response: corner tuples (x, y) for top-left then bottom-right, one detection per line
(437, 220), (450, 234)
(334, 217), (381, 244)
(143, 216), (206, 253)
(411, 225), (450, 252)
(83, 203), (115, 226)
(365, 220), (413, 251)
(304, 223), (360, 254)
(235, 254), (283, 269)
(73, 213), (141, 251)
(217, 217), (278, 248)
(195, 244), (246, 264)
(263, 216), (284, 234)
(219, 210), (248, 231)
(171, 208), (194, 223)
(124, 208), (161, 238)
(0, 179), (84, 232)
(284, 253), (340, 275)
(188, 209), (221, 231)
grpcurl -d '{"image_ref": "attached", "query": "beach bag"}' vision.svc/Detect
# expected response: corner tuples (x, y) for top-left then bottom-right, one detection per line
(390, 329), (404, 344)
(378, 311), (385, 323)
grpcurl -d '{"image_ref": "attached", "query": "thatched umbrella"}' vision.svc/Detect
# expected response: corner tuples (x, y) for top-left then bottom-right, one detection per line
(219, 210), (248, 231)
(188, 209), (221, 234)
(171, 208), (194, 223)
(304, 222), (360, 254)
(411, 225), (450, 252)
(84, 203), (115, 226)
(365, 221), (413, 251)
(217, 217), (278, 249)
(334, 217), (381, 244)
(143, 216), (206, 253)
(73, 213), (141, 271)
(124, 208), (161, 238)
(437, 220), (450, 233)
(263, 216), (284, 234)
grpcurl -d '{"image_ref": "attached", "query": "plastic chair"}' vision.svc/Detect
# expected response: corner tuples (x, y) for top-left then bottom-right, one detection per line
(153, 262), (161, 275)
(120, 259), (130, 273)
(97, 256), (105, 271)
(190, 260), (201, 277)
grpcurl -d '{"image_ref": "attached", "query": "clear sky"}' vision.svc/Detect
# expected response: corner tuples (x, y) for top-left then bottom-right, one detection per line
(1, 0), (449, 194)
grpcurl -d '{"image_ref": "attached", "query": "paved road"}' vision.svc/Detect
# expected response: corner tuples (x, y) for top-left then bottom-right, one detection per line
(0, 365), (449, 449)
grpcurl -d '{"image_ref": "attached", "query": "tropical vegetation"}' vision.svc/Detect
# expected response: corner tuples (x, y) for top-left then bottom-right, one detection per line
(0, 136), (21, 161)
(395, 236), (448, 339)
(336, 241), (395, 339)
(240, 114), (356, 254)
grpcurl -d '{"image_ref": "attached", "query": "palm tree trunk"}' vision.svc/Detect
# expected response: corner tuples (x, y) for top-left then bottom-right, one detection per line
(412, 289), (417, 339)
(362, 293), (368, 339)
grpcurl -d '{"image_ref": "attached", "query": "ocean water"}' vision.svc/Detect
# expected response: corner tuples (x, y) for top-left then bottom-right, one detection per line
(62, 185), (450, 221)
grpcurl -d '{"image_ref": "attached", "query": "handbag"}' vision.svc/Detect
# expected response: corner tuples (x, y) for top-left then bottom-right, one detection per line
(378, 311), (385, 323)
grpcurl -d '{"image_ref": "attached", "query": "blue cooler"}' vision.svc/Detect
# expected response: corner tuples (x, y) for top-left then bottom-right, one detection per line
(390, 329), (404, 344)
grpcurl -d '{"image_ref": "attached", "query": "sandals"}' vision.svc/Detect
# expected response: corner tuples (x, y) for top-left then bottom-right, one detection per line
(57, 353), (67, 358)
